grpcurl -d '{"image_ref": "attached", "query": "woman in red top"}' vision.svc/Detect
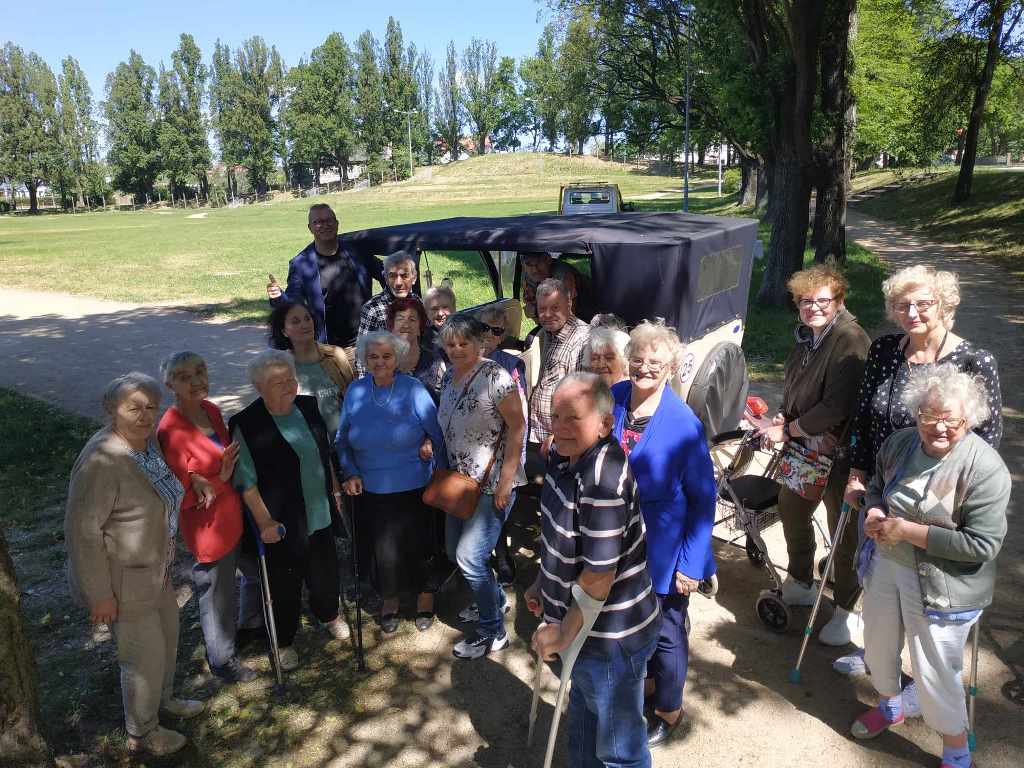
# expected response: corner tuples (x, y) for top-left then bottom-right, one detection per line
(157, 351), (256, 683)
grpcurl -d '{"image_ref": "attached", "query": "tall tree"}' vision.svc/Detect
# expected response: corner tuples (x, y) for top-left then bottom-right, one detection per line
(415, 51), (437, 164)
(492, 56), (528, 151)
(209, 40), (245, 197)
(381, 18), (419, 177)
(234, 37), (285, 194)
(520, 25), (562, 150)
(354, 31), (387, 180)
(435, 41), (463, 163)
(156, 63), (194, 199)
(56, 56), (101, 208)
(170, 34), (211, 197)
(558, 10), (601, 154)
(105, 50), (160, 203)
(461, 38), (499, 154)
(0, 44), (61, 213)
(952, 0), (1023, 203)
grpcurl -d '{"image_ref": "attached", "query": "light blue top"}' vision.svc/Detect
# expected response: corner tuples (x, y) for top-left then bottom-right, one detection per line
(232, 408), (332, 534)
(334, 373), (447, 494)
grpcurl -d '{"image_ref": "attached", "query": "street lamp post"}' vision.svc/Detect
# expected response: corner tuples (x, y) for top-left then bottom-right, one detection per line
(393, 108), (418, 180)
(683, 4), (692, 213)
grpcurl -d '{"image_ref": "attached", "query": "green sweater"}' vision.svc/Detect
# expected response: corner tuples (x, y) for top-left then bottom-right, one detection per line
(864, 428), (1010, 611)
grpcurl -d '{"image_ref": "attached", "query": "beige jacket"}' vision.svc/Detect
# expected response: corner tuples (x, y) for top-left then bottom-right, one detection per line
(64, 428), (171, 618)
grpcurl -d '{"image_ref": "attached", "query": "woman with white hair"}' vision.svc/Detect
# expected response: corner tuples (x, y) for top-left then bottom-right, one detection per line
(65, 372), (203, 756)
(837, 265), (1002, 675)
(584, 325), (630, 388)
(335, 330), (446, 634)
(228, 350), (350, 672)
(156, 352), (256, 684)
(609, 320), (717, 746)
(851, 364), (1009, 768)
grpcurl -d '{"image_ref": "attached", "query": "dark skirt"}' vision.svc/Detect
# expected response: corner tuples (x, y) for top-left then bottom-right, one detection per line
(355, 488), (432, 598)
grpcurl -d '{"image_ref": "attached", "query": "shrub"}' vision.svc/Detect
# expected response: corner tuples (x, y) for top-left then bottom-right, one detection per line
(722, 167), (741, 194)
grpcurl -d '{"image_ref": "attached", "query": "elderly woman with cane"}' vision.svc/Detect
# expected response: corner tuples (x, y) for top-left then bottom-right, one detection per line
(65, 372), (203, 756)
(608, 320), (717, 746)
(851, 364), (1009, 768)
(156, 352), (257, 684)
(229, 350), (350, 672)
(335, 330), (446, 633)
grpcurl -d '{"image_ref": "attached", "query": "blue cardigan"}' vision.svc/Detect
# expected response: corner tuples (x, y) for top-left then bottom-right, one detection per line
(611, 381), (717, 593)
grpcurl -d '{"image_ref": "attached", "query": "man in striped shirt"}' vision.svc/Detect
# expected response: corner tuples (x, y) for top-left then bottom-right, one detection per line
(526, 372), (660, 768)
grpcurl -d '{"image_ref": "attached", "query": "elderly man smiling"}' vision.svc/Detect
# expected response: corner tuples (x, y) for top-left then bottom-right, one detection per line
(355, 251), (424, 374)
(526, 372), (661, 768)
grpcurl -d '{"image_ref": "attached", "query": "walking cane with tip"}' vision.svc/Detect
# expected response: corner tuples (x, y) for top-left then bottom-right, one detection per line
(528, 583), (605, 768)
(790, 497), (860, 684)
(339, 490), (366, 672)
(246, 513), (287, 697)
(968, 618), (981, 752)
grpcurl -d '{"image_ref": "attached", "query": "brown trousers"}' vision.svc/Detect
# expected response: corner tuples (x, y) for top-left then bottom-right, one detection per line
(778, 463), (860, 611)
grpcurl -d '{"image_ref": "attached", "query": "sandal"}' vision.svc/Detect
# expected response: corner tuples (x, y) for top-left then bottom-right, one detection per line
(850, 706), (903, 739)
(415, 611), (435, 632)
(380, 612), (400, 634)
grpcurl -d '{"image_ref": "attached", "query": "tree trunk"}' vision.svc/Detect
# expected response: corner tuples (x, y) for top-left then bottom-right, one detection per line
(757, 154), (811, 306)
(953, 0), (1007, 204)
(740, 157), (760, 208)
(697, 144), (706, 167)
(27, 182), (39, 214)
(339, 153), (350, 184)
(0, 527), (52, 767)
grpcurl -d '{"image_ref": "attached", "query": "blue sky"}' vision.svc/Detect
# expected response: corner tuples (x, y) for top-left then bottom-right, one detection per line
(6, 0), (552, 97)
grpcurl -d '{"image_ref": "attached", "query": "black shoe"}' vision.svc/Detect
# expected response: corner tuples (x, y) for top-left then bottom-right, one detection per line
(211, 657), (258, 683)
(647, 713), (687, 748)
(415, 611), (435, 632)
(234, 626), (264, 652)
(380, 612), (400, 634)
(496, 556), (517, 587)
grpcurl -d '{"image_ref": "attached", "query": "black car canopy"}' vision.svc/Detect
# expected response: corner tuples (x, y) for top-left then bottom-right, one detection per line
(343, 211), (758, 342)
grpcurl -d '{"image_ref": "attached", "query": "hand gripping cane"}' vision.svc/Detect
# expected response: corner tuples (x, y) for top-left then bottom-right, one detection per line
(528, 583), (605, 768)
(789, 497), (859, 684)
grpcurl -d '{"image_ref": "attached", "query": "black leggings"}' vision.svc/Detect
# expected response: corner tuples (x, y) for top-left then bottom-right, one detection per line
(265, 526), (339, 647)
(357, 488), (432, 600)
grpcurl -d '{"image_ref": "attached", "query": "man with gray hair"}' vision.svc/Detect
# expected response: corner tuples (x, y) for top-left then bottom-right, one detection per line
(355, 251), (424, 373)
(267, 203), (384, 359)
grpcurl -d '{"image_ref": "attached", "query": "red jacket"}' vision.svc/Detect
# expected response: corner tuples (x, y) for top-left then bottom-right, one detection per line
(157, 401), (243, 563)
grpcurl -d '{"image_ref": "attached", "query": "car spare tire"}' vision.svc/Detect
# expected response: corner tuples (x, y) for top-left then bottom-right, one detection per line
(686, 341), (748, 438)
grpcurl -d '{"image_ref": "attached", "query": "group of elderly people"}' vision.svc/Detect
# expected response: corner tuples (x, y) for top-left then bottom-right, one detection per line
(63, 203), (1008, 768)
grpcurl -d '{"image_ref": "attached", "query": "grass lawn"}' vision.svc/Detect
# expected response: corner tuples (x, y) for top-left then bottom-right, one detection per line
(854, 167), (1024, 278)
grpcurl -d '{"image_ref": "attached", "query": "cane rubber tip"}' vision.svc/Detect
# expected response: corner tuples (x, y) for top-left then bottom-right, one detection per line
(968, 733), (976, 752)
(788, 668), (801, 684)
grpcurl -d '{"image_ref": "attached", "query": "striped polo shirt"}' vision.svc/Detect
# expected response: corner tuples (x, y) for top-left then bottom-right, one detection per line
(538, 437), (661, 656)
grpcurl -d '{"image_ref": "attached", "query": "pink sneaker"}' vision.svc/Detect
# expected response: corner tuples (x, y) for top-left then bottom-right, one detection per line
(850, 707), (903, 739)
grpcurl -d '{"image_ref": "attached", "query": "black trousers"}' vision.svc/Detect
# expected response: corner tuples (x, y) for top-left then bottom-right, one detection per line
(265, 526), (340, 647)
(358, 488), (432, 600)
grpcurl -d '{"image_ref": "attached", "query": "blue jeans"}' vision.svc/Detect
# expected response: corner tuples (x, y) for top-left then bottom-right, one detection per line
(649, 592), (689, 713)
(191, 543), (240, 669)
(568, 637), (658, 768)
(446, 491), (513, 638)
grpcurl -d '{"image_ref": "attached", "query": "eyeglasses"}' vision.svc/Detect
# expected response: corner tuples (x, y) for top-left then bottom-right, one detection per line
(629, 358), (665, 372)
(797, 297), (834, 310)
(309, 218), (337, 228)
(483, 324), (506, 336)
(893, 299), (938, 314)
(917, 410), (966, 429)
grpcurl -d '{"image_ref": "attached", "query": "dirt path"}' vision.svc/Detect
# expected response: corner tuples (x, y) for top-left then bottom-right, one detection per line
(2, 209), (1023, 766)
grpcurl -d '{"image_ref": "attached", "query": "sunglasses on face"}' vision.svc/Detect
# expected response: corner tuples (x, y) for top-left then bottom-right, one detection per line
(483, 324), (506, 336)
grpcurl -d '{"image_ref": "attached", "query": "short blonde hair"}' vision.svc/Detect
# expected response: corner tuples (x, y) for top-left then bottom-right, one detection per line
(902, 362), (989, 429)
(787, 263), (848, 304)
(625, 319), (685, 372)
(882, 265), (960, 329)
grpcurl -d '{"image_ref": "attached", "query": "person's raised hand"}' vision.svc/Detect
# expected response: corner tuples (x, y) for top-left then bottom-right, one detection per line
(219, 441), (241, 482)
(266, 273), (282, 300)
(90, 597), (118, 625)
(343, 476), (363, 496)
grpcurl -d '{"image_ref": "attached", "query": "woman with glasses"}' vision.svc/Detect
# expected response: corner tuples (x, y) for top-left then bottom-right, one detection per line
(609, 320), (718, 746)
(757, 265), (871, 646)
(835, 265), (1002, 674)
(851, 365), (1008, 768)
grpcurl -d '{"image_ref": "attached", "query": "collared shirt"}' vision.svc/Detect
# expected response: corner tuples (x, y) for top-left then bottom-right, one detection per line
(537, 437), (661, 656)
(529, 316), (589, 442)
(355, 291), (393, 375)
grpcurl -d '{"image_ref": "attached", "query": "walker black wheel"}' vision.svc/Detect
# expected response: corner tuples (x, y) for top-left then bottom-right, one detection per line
(756, 591), (790, 633)
(745, 536), (767, 568)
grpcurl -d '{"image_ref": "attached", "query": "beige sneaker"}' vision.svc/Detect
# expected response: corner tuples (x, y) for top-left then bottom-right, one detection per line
(278, 646), (299, 671)
(159, 697), (205, 719)
(127, 726), (187, 756)
(325, 616), (351, 641)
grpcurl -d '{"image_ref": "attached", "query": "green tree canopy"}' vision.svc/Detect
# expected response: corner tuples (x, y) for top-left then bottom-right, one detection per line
(105, 50), (160, 203)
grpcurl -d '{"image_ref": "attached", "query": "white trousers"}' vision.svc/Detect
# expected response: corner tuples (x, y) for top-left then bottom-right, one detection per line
(862, 554), (977, 736)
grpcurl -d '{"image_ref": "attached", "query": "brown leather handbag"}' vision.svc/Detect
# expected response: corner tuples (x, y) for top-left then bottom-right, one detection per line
(423, 363), (502, 520)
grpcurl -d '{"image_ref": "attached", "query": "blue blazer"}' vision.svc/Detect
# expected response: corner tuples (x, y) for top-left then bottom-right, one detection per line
(271, 238), (383, 342)
(611, 381), (717, 593)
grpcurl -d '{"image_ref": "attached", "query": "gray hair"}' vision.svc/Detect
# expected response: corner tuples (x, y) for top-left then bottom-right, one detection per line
(901, 362), (990, 429)
(383, 250), (417, 273)
(438, 313), (487, 346)
(625, 319), (685, 372)
(248, 349), (296, 387)
(882, 265), (960, 330)
(356, 330), (409, 367)
(159, 350), (205, 384)
(101, 371), (162, 416)
(553, 372), (613, 417)
(425, 284), (456, 309)
(535, 277), (568, 304)
(583, 327), (630, 369)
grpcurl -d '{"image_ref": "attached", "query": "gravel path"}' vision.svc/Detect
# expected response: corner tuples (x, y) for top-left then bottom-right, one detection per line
(1, 208), (1021, 767)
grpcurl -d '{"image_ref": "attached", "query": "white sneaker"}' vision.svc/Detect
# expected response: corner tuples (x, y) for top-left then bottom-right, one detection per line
(781, 577), (818, 607)
(127, 726), (187, 756)
(159, 697), (204, 719)
(324, 616), (351, 641)
(902, 680), (921, 718)
(278, 646), (299, 671)
(833, 648), (867, 676)
(818, 606), (863, 646)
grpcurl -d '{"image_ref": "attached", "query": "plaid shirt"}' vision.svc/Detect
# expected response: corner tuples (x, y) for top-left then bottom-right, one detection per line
(529, 316), (589, 443)
(355, 291), (392, 375)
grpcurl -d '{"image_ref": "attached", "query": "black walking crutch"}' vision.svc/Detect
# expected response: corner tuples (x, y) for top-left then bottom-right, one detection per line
(338, 491), (367, 672)
(246, 513), (287, 697)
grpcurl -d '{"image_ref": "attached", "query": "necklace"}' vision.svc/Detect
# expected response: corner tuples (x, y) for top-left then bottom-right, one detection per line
(372, 379), (396, 407)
